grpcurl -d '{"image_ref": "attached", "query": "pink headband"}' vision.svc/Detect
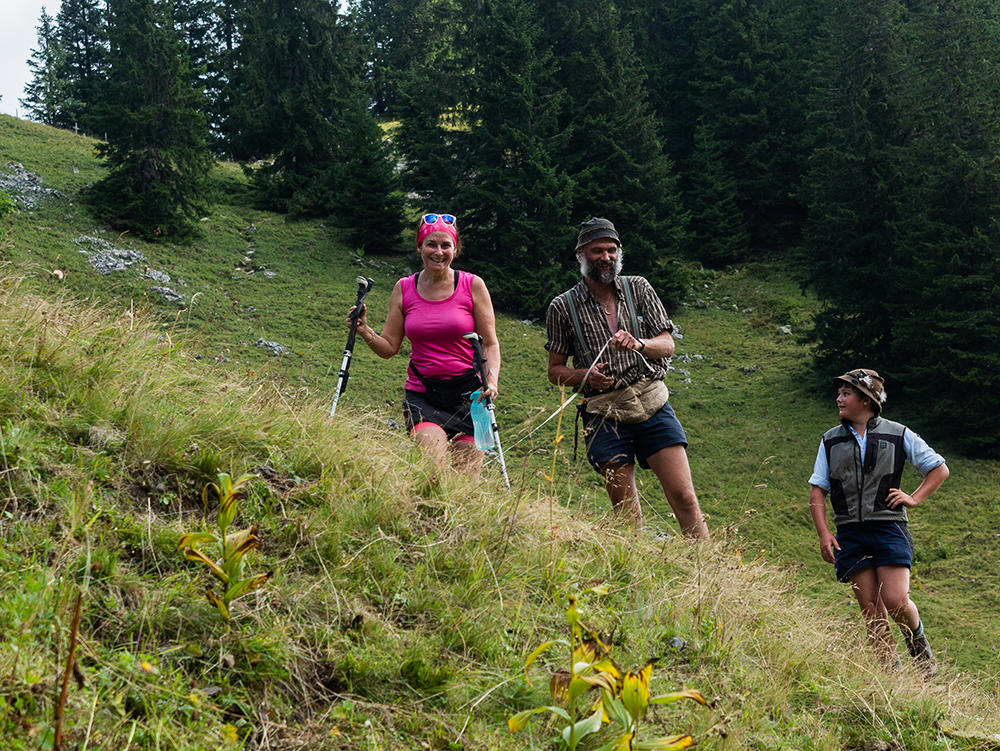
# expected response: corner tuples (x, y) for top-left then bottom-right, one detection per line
(416, 216), (459, 248)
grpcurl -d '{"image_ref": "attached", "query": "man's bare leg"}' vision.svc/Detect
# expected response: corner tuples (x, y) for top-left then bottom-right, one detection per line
(645, 444), (710, 539)
(598, 461), (643, 524)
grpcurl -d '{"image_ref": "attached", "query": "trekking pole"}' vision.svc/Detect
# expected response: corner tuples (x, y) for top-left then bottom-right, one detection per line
(462, 332), (511, 490)
(330, 276), (375, 417)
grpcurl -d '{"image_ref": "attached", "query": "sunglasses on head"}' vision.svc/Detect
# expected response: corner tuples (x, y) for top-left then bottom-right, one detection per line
(421, 213), (456, 225)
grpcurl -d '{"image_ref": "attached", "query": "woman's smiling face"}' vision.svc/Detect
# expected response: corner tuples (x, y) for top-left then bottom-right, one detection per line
(419, 231), (456, 271)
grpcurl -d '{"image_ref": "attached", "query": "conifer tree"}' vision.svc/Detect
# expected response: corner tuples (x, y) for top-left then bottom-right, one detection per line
(888, 0), (1000, 455)
(226, 0), (405, 244)
(20, 7), (69, 126)
(688, 116), (748, 267)
(393, 63), (463, 206)
(349, 0), (452, 119)
(173, 0), (218, 107)
(542, 0), (689, 301)
(174, 0), (239, 154)
(450, 0), (575, 314)
(55, 0), (107, 132)
(88, 0), (212, 240)
(390, 0), (690, 310)
(226, 0), (348, 213)
(390, 0), (467, 202)
(618, 0), (701, 183)
(803, 0), (909, 371)
(174, 0), (218, 87)
(690, 0), (813, 249)
(330, 83), (406, 254)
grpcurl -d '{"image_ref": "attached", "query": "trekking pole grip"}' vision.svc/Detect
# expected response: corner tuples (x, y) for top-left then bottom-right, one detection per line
(330, 276), (375, 417)
(350, 276), (375, 321)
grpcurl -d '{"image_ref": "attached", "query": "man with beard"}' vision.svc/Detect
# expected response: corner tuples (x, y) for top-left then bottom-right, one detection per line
(545, 218), (709, 537)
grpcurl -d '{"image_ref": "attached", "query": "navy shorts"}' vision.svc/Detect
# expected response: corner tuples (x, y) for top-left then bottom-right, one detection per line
(403, 389), (475, 439)
(582, 400), (688, 471)
(834, 521), (914, 583)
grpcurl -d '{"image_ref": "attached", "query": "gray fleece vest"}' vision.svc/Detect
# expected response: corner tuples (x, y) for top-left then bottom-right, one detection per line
(823, 416), (908, 527)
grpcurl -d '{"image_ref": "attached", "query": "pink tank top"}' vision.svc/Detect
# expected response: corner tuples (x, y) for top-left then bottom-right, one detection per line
(402, 270), (477, 392)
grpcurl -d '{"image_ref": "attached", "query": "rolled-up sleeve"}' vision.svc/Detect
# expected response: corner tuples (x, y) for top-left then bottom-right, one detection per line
(633, 277), (674, 336)
(904, 430), (946, 475)
(808, 441), (830, 491)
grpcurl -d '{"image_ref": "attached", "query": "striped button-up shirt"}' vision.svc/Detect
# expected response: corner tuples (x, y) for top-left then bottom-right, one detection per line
(545, 275), (674, 390)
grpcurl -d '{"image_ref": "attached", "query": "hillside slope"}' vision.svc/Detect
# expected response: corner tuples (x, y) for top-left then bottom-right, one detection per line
(1, 115), (999, 749)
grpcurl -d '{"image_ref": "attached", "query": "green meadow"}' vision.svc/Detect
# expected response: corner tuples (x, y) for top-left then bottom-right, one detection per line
(1, 113), (998, 749)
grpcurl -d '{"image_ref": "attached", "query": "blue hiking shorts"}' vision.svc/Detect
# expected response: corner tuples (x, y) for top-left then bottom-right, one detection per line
(834, 521), (914, 583)
(582, 400), (688, 471)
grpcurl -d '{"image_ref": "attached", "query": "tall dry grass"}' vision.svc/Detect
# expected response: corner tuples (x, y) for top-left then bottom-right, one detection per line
(0, 266), (997, 749)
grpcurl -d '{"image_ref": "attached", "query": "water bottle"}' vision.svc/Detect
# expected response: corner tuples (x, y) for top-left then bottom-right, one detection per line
(470, 391), (495, 450)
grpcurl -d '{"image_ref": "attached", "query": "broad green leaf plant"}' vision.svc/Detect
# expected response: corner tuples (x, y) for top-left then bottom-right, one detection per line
(509, 587), (708, 750)
(178, 472), (272, 620)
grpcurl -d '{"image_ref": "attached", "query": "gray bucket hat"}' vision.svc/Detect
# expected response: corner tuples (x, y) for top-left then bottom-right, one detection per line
(835, 368), (887, 413)
(575, 217), (620, 250)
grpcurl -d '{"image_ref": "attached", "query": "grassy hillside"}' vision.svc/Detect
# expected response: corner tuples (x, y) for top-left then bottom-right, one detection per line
(1, 114), (1000, 749)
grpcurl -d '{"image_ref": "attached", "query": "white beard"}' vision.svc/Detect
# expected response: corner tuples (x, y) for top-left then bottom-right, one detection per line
(579, 249), (623, 284)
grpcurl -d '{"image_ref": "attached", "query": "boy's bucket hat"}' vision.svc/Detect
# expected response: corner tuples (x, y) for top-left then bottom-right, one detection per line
(835, 368), (887, 412)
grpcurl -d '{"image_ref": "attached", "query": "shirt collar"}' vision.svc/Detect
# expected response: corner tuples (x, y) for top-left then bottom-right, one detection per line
(578, 276), (623, 301)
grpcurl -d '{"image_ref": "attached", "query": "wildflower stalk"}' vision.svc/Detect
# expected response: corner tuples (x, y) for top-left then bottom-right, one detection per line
(178, 472), (272, 620)
(510, 588), (708, 750)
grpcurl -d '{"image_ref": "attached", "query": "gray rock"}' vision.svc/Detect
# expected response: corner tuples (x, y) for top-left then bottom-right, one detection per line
(0, 162), (65, 208)
(666, 636), (688, 652)
(86, 247), (147, 275)
(777, 325), (793, 336)
(73, 235), (114, 250)
(145, 268), (171, 284)
(255, 338), (288, 356)
(151, 286), (184, 302)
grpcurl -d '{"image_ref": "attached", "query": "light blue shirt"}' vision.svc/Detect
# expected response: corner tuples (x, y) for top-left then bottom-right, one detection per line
(808, 423), (945, 491)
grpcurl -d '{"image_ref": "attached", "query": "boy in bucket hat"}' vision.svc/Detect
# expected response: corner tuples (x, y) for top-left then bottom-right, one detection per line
(808, 368), (949, 678)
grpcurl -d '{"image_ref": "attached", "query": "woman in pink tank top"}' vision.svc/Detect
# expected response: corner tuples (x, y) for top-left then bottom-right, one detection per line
(348, 213), (501, 475)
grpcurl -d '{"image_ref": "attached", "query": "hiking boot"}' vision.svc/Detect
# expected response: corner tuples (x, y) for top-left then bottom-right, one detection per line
(904, 624), (938, 679)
